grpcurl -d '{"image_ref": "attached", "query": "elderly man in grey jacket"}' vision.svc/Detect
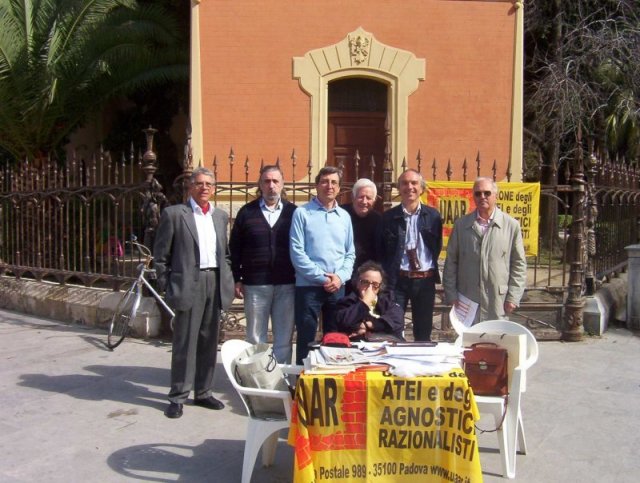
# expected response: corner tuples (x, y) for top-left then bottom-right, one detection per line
(153, 167), (235, 419)
(443, 176), (527, 323)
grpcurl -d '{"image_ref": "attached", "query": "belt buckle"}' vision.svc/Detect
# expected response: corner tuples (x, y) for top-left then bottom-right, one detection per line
(413, 270), (433, 279)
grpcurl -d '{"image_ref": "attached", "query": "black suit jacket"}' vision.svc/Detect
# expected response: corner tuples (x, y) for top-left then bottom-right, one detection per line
(381, 203), (443, 289)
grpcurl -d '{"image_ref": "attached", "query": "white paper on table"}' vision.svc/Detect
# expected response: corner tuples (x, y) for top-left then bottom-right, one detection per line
(318, 346), (370, 365)
(450, 293), (478, 333)
(384, 343), (464, 358)
(372, 343), (464, 376)
(378, 358), (460, 377)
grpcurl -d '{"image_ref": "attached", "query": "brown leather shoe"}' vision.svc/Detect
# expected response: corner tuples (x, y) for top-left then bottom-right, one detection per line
(194, 396), (225, 410)
(164, 402), (183, 419)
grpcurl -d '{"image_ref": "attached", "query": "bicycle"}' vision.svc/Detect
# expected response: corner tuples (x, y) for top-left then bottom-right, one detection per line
(107, 236), (175, 349)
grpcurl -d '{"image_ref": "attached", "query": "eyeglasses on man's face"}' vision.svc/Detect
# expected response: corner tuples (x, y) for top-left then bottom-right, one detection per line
(193, 181), (214, 189)
(473, 190), (493, 198)
(359, 279), (381, 290)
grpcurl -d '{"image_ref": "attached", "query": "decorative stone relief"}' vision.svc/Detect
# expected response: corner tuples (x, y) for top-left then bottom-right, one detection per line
(349, 35), (370, 65)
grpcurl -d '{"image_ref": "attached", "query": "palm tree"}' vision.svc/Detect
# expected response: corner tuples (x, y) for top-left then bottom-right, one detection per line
(598, 61), (640, 163)
(0, 0), (188, 162)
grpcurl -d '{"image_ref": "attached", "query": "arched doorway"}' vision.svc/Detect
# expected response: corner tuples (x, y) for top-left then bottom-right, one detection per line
(293, 27), (426, 183)
(327, 78), (387, 195)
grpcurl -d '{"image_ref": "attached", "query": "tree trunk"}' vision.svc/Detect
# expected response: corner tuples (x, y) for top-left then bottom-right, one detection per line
(538, 0), (564, 254)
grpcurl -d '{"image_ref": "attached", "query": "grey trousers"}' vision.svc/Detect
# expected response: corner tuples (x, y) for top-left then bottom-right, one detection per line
(168, 270), (220, 403)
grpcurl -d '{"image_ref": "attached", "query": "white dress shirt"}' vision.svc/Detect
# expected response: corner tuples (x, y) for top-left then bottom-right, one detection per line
(260, 197), (283, 227)
(189, 198), (217, 268)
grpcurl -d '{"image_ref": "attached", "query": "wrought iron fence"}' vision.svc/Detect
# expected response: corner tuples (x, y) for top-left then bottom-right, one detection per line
(196, 141), (638, 340)
(587, 153), (640, 282)
(188, 143), (575, 338)
(0, 128), (167, 291)
(1, 126), (638, 341)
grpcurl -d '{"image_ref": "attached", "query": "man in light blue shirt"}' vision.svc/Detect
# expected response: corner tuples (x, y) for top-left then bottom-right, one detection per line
(290, 166), (355, 363)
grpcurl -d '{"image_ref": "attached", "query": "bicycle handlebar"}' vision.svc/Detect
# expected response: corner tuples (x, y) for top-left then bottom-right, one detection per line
(126, 236), (153, 258)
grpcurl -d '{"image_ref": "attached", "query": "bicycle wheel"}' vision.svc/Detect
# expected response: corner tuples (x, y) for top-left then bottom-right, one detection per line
(107, 283), (141, 349)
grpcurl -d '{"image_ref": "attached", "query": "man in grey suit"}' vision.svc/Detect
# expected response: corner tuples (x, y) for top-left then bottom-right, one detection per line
(153, 167), (234, 418)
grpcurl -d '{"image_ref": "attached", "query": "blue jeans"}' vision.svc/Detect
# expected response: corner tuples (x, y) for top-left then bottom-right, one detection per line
(394, 276), (436, 341)
(243, 284), (295, 364)
(294, 286), (345, 364)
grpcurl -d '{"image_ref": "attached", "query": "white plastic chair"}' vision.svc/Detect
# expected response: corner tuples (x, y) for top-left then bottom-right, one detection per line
(221, 339), (302, 483)
(461, 320), (539, 479)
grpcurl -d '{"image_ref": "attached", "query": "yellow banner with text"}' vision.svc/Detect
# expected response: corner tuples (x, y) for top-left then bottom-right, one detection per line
(424, 181), (540, 256)
(289, 370), (483, 482)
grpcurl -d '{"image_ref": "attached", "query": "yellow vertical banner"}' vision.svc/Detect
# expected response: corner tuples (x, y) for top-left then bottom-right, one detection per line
(425, 181), (540, 256)
(289, 372), (368, 482)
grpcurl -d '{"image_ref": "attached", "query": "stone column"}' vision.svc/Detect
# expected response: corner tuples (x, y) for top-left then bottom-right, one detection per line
(625, 244), (640, 330)
(140, 126), (168, 250)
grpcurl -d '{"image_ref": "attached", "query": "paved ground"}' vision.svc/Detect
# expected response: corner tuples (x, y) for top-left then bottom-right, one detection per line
(1, 308), (639, 482)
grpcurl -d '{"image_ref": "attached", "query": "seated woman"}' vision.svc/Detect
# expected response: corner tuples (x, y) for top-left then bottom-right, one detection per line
(335, 261), (405, 341)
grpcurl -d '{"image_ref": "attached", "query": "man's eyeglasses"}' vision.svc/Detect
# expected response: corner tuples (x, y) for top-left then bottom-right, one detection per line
(473, 190), (493, 198)
(359, 279), (381, 290)
(193, 181), (214, 189)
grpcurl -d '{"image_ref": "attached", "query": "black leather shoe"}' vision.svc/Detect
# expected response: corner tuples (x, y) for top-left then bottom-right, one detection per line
(165, 402), (183, 419)
(194, 396), (225, 410)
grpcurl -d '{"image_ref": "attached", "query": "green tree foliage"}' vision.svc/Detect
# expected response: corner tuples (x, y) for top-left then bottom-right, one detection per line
(524, 0), (640, 174)
(0, 0), (188, 162)
(523, 0), (639, 250)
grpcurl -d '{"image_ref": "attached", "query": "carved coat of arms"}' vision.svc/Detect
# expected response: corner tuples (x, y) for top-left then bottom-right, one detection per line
(350, 36), (370, 64)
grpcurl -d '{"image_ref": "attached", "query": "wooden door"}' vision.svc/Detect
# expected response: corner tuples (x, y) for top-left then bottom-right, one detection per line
(327, 112), (386, 205)
(327, 78), (388, 205)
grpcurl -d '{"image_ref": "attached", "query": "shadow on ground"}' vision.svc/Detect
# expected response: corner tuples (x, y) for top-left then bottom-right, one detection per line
(107, 438), (293, 482)
(17, 365), (169, 411)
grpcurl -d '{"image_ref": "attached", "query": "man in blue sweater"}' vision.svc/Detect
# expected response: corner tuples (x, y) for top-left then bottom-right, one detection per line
(290, 166), (355, 364)
(230, 165), (297, 363)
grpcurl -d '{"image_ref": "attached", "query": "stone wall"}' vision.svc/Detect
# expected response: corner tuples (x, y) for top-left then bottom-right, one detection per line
(584, 273), (628, 335)
(0, 276), (162, 338)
